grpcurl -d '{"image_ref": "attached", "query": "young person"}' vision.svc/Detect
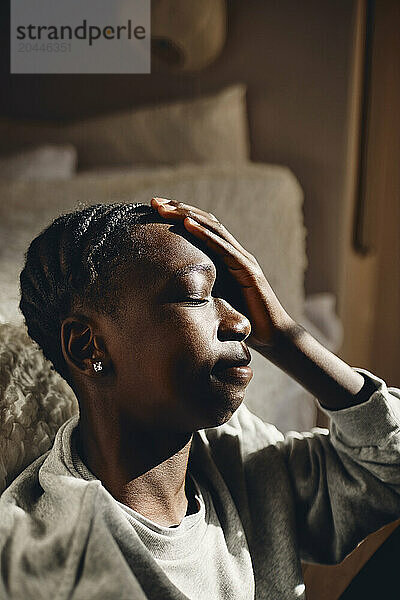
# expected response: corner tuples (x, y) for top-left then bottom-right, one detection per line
(0, 198), (399, 600)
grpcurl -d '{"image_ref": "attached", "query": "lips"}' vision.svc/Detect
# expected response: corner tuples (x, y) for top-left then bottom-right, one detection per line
(214, 365), (253, 384)
(212, 347), (253, 384)
(214, 357), (251, 370)
(213, 345), (251, 371)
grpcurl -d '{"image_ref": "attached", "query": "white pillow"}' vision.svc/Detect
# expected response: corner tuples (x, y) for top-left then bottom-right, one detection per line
(0, 322), (78, 494)
(0, 85), (250, 169)
(0, 145), (77, 181)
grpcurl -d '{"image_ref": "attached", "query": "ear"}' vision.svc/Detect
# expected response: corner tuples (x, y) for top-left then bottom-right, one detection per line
(61, 317), (110, 377)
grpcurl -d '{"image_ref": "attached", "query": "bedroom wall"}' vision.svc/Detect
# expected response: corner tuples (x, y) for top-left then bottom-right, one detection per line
(0, 0), (357, 298)
(340, 0), (400, 384)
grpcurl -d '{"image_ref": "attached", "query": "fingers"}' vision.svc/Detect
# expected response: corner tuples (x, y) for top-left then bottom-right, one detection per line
(151, 197), (255, 262)
(152, 197), (219, 224)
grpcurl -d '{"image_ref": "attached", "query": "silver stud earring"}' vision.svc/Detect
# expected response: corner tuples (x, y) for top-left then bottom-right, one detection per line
(93, 361), (103, 373)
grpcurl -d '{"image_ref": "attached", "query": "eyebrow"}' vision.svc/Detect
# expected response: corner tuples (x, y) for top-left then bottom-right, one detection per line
(171, 263), (216, 280)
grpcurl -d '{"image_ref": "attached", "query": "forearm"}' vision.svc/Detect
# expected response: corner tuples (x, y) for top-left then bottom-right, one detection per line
(256, 320), (374, 410)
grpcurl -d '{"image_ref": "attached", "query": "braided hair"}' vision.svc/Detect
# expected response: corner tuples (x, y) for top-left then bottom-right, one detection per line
(19, 202), (165, 381)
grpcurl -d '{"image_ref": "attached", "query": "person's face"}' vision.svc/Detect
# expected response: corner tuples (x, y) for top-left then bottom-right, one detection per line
(99, 222), (253, 433)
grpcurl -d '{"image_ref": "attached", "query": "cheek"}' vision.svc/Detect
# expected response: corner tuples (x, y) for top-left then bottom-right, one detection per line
(120, 307), (217, 386)
(158, 308), (216, 366)
(156, 307), (219, 394)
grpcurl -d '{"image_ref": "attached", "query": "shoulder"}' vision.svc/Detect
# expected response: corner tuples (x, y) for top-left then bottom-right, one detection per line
(0, 422), (100, 599)
(0, 415), (97, 539)
(0, 451), (48, 535)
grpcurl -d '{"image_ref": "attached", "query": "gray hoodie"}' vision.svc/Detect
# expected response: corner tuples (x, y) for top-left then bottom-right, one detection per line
(1, 368), (400, 600)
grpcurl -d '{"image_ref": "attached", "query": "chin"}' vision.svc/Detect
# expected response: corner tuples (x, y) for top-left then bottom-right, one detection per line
(197, 388), (246, 429)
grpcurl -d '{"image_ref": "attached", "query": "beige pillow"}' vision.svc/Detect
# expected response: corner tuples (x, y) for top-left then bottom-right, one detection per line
(0, 85), (249, 169)
(0, 145), (77, 181)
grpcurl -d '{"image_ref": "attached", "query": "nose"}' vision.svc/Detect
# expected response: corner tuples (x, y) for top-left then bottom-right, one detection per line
(216, 299), (251, 342)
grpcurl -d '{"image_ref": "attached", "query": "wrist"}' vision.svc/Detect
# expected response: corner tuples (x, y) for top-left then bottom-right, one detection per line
(248, 315), (299, 354)
(250, 316), (367, 409)
(319, 372), (378, 411)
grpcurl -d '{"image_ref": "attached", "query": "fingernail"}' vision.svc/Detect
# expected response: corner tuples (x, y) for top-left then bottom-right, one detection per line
(153, 197), (170, 204)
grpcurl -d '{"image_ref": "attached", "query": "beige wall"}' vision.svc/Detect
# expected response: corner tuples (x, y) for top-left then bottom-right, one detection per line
(340, 0), (400, 383)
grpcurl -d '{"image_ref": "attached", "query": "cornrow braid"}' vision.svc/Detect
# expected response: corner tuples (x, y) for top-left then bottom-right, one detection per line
(19, 202), (165, 381)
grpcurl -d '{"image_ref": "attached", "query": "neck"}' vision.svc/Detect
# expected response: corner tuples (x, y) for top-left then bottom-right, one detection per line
(76, 405), (195, 527)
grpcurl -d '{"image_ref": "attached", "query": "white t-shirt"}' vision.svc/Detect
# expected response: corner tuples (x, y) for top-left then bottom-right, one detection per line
(114, 472), (255, 599)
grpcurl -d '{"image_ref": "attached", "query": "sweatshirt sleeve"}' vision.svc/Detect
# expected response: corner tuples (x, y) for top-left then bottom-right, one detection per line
(281, 368), (400, 565)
